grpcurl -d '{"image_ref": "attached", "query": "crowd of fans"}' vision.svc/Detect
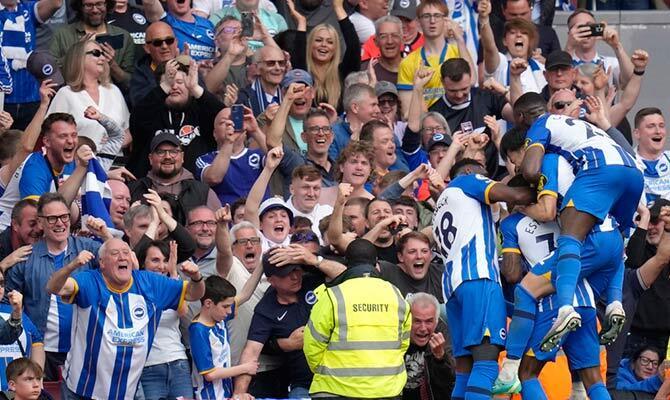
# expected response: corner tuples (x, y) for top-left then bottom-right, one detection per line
(0, 0), (668, 398)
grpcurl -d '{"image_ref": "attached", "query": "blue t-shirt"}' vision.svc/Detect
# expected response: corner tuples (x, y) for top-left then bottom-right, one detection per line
(195, 148), (265, 206)
(164, 13), (215, 61)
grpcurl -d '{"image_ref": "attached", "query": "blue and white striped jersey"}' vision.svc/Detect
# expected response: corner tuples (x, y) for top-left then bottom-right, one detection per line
(526, 114), (638, 172)
(190, 317), (234, 400)
(0, 0), (41, 103)
(500, 212), (559, 269)
(0, 304), (42, 390)
(63, 270), (187, 400)
(637, 151), (670, 204)
(433, 173), (500, 300)
(540, 153), (617, 233)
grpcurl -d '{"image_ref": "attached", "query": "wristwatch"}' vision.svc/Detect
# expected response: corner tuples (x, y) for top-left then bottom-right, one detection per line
(7, 317), (21, 329)
(315, 256), (324, 268)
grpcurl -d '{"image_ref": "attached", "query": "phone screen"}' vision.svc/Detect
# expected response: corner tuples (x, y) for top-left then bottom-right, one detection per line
(231, 105), (244, 131)
(241, 13), (254, 37)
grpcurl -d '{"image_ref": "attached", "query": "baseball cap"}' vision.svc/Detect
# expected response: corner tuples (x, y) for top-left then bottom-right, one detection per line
(262, 251), (303, 278)
(281, 69), (314, 89)
(545, 51), (573, 71)
(27, 50), (64, 87)
(426, 132), (452, 151)
(391, 0), (417, 20)
(150, 133), (182, 153)
(649, 198), (670, 221)
(259, 197), (294, 224)
(375, 81), (398, 98)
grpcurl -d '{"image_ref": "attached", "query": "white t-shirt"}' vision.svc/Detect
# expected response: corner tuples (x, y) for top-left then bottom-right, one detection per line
(486, 52), (547, 94)
(47, 84), (130, 147)
(349, 12), (375, 44)
(286, 198), (333, 244)
(226, 257), (272, 367)
(145, 308), (188, 366)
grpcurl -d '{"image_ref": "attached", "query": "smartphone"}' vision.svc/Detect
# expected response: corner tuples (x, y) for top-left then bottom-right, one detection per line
(231, 104), (244, 131)
(460, 121), (474, 136)
(579, 23), (605, 37)
(241, 12), (254, 37)
(96, 34), (125, 50)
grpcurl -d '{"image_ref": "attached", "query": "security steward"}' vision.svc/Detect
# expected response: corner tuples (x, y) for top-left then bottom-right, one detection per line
(304, 238), (412, 399)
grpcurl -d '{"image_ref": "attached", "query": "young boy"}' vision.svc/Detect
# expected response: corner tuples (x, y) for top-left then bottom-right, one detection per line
(5, 358), (43, 400)
(189, 275), (259, 400)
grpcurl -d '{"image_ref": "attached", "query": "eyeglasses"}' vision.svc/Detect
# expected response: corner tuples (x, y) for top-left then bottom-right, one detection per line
(220, 27), (240, 34)
(377, 33), (401, 41)
(262, 60), (287, 68)
(83, 1), (106, 9)
(553, 101), (573, 110)
(153, 148), (182, 157)
(233, 237), (261, 246)
(188, 220), (217, 228)
(379, 99), (397, 106)
(638, 356), (660, 368)
(148, 37), (175, 47)
(419, 13), (445, 21)
(290, 231), (319, 243)
(422, 126), (445, 135)
(86, 49), (103, 58)
(306, 126), (332, 134)
(39, 214), (70, 224)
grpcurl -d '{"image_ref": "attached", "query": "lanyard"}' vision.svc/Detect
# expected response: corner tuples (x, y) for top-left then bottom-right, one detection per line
(43, 155), (61, 190)
(420, 43), (448, 68)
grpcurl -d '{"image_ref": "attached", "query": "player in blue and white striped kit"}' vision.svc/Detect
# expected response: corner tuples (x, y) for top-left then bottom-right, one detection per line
(432, 158), (535, 399)
(493, 125), (625, 398)
(514, 92), (642, 352)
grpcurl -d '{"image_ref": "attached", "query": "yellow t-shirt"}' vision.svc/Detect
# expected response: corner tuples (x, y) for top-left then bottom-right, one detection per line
(397, 43), (461, 108)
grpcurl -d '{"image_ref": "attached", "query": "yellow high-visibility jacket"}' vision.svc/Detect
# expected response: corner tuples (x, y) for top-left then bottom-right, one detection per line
(303, 275), (412, 398)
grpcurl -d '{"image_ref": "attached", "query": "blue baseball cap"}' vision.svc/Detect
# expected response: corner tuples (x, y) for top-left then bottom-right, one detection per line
(281, 69), (314, 89)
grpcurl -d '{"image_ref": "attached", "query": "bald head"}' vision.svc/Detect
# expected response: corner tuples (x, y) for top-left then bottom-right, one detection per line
(144, 22), (179, 63)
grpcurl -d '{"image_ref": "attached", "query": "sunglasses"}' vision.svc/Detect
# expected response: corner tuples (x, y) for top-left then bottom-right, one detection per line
(290, 231), (319, 244)
(379, 99), (397, 106)
(149, 37), (176, 47)
(263, 60), (287, 68)
(86, 49), (103, 58)
(553, 100), (573, 110)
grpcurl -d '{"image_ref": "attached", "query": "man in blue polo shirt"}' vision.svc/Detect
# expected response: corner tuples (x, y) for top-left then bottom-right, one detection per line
(0, 0), (63, 129)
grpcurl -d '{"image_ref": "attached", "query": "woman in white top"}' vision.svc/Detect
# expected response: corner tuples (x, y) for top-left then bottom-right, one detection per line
(138, 240), (194, 400)
(48, 39), (130, 150)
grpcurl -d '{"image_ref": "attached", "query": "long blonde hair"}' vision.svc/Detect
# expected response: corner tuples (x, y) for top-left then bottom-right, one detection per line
(307, 24), (342, 107)
(63, 39), (111, 92)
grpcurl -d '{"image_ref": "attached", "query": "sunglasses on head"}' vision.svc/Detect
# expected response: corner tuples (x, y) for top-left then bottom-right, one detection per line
(86, 49), (103, 57)
(290, 231), (319, 244)
(149, 37), (176, 47)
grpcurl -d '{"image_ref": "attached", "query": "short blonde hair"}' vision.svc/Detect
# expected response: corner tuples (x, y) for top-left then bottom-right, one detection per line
(63, 39), (111, 92)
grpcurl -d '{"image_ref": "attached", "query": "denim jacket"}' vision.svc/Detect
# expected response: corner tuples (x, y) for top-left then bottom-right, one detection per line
(6, 237), (101, 335)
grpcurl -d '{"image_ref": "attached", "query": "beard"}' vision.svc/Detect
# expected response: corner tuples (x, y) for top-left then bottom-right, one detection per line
(157, 165), (181, 179)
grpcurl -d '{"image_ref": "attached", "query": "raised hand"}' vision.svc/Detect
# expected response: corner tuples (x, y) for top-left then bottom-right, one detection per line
(84, 106), (102, 121)
(38, 79), (58, 106)
(76, 144), (94, 167)
(631, 49), (650, 72)
(0, 111), (13, 132)
(180, 260), (202, 280)
(215, 204), (232, 225)
(73, 250), (95, 268)
(509, 58), (528, 77)
(337, 183), (353, 205)
(413, 68), (434, 88)
(265, 146), (284, 170)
